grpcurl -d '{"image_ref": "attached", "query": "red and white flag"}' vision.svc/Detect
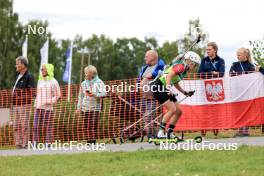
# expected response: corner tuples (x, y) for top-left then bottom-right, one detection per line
(173, 72), (264, 130)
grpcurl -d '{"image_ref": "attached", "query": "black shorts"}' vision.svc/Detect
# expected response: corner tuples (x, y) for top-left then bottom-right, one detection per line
(151, 79), (177, 104)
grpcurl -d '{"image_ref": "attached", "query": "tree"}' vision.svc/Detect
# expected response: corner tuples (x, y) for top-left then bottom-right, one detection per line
(24, 20), (67, 85)
(249, 39), (264, 67)
(0, 0), (211, 89)
(157, 41), (179, 64)
(129, 37), (150, 75)
(177, 18), (208, 57)
(81, 34), (115, 81)
(0, 0), (23, 89)
(176, 18), (209, 78)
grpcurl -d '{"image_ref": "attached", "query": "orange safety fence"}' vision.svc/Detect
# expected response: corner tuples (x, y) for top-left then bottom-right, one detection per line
(0, 72), (264, 146)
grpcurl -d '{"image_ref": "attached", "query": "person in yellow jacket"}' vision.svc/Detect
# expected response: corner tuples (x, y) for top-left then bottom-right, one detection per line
(33, 63), (61, 144)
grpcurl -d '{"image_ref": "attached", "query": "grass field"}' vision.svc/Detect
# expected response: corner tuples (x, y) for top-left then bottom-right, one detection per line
(0, 146), (263, 176)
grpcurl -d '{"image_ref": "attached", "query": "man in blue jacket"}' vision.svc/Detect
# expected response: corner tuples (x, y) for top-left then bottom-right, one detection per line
(198, 42), (225, 137)
(198, 42), (225, 79)
(139, 51), (165, 80)
(138, 50), (165, 139)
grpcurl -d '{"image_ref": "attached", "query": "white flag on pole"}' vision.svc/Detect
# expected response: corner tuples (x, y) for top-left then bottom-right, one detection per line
(22, 35), (28, 58)
(66, 41), (73, 102)
(62, 42), (73, 83)
(40, 38), (49, 72)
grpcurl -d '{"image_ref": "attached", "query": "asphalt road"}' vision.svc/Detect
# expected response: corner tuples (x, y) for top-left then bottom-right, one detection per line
(0, 137), (264, 156)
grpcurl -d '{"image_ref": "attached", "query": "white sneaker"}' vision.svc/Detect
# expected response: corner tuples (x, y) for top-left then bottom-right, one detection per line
(157, 129), (166, 138)
(167, 132), (176, 139)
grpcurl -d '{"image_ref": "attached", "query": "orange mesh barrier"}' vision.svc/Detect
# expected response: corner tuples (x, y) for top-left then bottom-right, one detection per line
(0, 72), (264, 146)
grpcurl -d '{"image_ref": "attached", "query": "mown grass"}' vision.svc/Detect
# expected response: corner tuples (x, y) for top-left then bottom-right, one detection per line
(0, 146), (263, 176)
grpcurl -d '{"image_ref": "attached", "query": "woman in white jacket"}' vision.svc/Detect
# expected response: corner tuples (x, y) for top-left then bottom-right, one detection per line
(33, 64), (61, 144)
(76, 65), (106, 144)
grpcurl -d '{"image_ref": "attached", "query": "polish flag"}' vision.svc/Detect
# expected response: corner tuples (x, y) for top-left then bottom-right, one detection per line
(173, 72), (264, 130)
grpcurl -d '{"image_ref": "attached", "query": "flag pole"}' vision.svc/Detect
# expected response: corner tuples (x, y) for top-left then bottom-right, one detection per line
(67, 41), (73, 102)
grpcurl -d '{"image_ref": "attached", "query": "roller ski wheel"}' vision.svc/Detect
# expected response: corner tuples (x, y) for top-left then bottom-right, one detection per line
(148, 137), (153, 144)
(154, 141), (160, 146)
(176, 136), (203, 143)
(148, 136), (180, 145)
(194, 136), (203, 143)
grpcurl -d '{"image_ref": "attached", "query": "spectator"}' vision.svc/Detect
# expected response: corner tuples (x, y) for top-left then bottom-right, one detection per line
(256, 65), (264, 75)
(198, 42), (225, 79)
(256, 65), (264, 134)
(198, 42), (225, 137)
(230, 48), (255, 137)
(230, 48), (255, 76)
(76, 65), (106, 144)
(33, 64), (61, 144)
(12, 56), (35, 148)
(139, 50), (165, 139)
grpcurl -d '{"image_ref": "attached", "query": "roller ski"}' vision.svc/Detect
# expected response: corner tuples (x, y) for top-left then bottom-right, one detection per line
(148, 129), (181, 145)
(148, 129), (203, 145)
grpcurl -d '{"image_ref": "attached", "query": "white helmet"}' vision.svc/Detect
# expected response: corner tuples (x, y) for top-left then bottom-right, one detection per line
(184, 51), (201, 64)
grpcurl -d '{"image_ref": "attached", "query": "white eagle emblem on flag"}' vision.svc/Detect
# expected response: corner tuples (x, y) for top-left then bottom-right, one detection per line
(204, 80), (225, 102)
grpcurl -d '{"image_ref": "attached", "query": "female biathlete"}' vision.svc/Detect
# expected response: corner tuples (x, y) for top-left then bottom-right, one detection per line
(150, 51), (201, 139)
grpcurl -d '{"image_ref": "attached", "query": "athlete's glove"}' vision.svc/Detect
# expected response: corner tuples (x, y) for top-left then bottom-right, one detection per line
(184, 90), (195, 97)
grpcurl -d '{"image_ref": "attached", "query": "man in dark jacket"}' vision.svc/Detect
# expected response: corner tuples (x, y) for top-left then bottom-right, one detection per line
(198, 42), (225, 137)
(12, 56), (35, 148)
(198, 42), (225, 79)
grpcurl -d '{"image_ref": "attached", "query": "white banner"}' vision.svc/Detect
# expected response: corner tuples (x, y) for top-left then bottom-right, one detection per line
(176, 72), (264, 105)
